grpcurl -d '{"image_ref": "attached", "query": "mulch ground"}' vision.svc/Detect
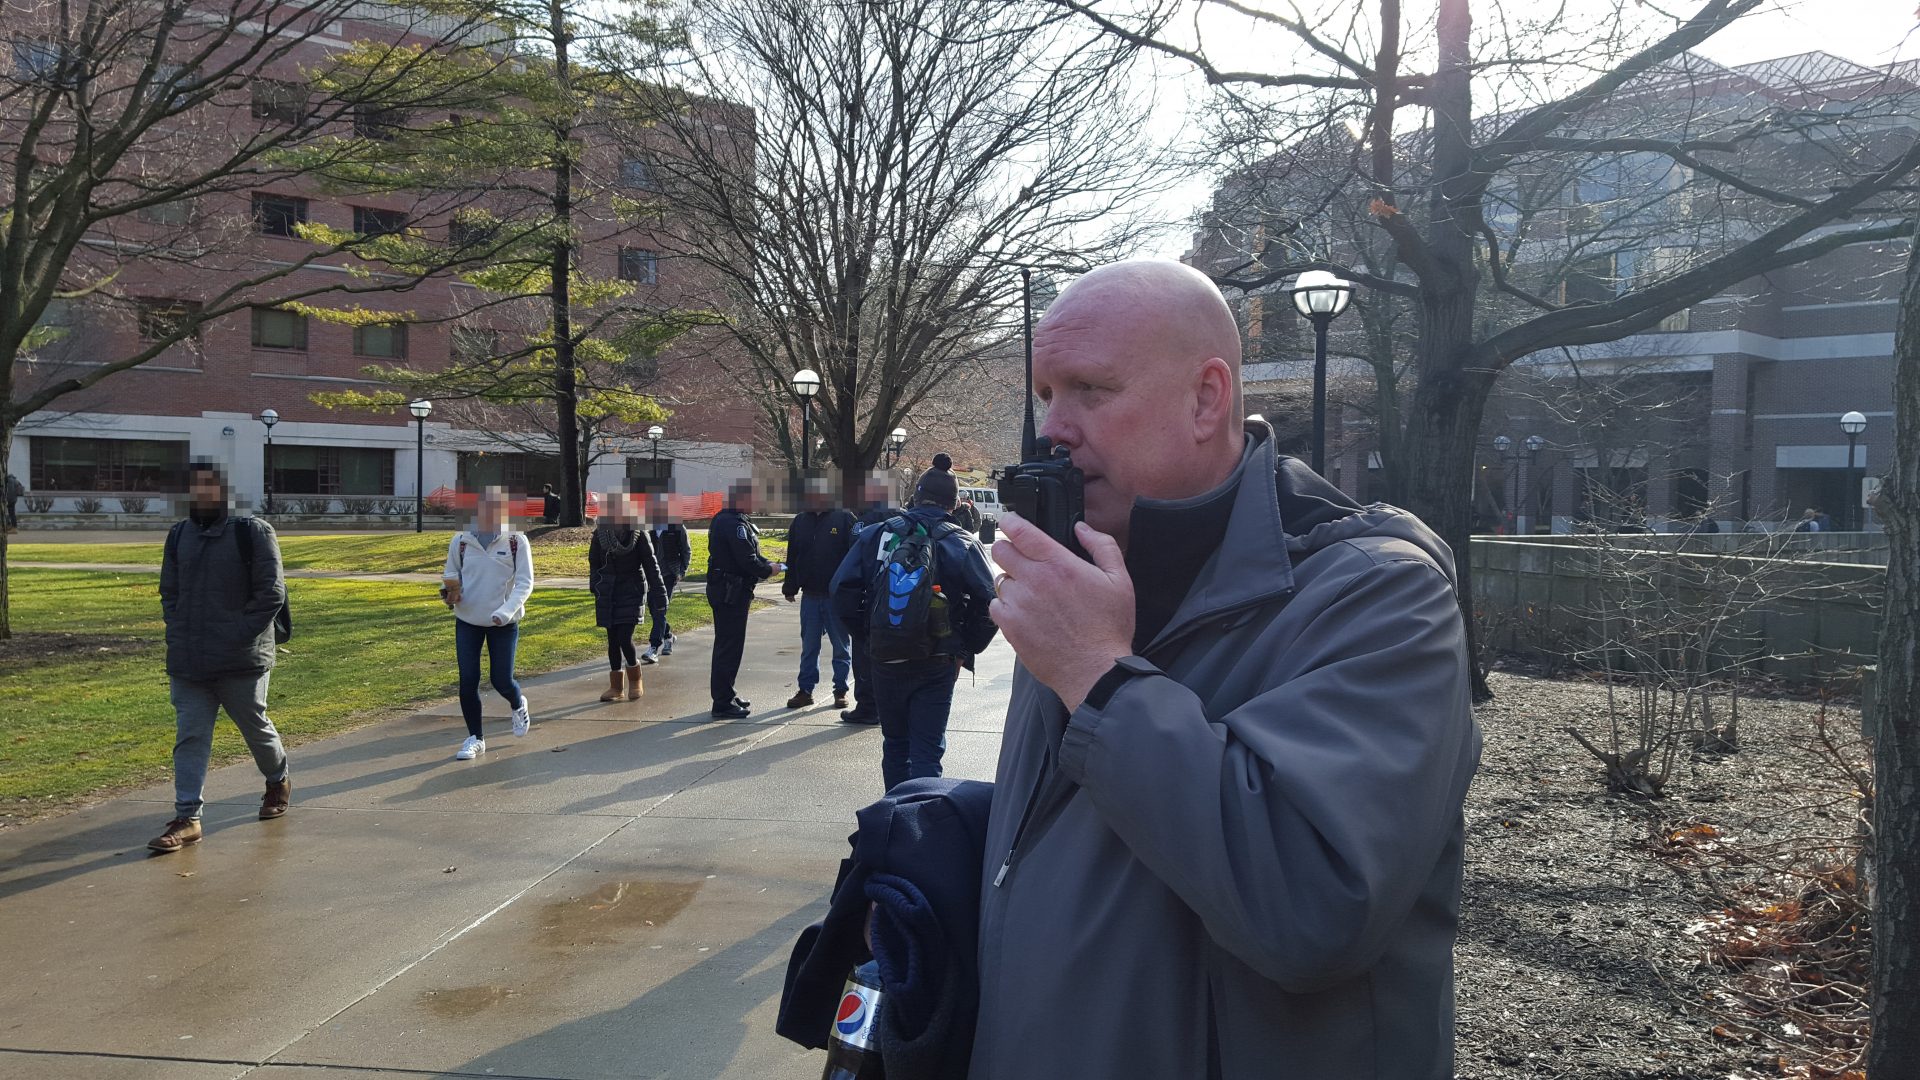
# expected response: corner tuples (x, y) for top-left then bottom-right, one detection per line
(1458, 666), (1868, 1080)
(0, 632), (152, 668)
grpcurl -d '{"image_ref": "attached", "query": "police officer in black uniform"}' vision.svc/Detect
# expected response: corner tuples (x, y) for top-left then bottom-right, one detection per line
(706, 480), (781, 719)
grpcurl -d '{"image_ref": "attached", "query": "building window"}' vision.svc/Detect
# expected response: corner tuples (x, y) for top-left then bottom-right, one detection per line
(136, 298), (204, 342)
(135, 198), (194, 226)
(457, 451), (562, 493)
(451, 326), (500, 364)
(270, 445), (395, 496)
(449, 213), (498, 250)
(13, 39), (66, 83)
(354, 322), (408, 359)
(252, 306), (308, 350)
(353, 104), (408, 141)
(617, 247), (658, 284)
(1560, 254), (1614, 307)
(251, 79), (309, 124)
(30, 437), (187, 492)
(619, 157), (657, 190)
(253, 193), (309, 238)
(352, 206), (408, 237)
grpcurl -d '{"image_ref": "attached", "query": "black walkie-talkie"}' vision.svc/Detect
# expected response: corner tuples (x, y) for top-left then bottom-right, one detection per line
(996, 268), (1086, 558)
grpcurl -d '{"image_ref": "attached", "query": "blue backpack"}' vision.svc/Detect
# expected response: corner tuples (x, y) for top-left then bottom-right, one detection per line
(867, 517), (958, 662)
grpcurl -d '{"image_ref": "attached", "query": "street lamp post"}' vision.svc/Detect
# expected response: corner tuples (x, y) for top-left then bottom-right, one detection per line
(1492, 435), (1513, 533)
(1524, 434), (1545, 533)
(259, 408), (279, 514)
(646, 424), (665, 493)
(886, 427), (907, 470)
(791, 369), (821, 469)
(1841, 411), (1867, 531)
(409, 399), (432, 533)
(1288, 270), (1354, 474)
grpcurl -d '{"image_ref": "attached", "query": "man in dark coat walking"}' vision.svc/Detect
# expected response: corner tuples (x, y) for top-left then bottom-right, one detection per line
(149, 462), (292, 853)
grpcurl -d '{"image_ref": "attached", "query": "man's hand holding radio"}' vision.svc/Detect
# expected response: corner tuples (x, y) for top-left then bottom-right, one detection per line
(990, 511), (1135, 713)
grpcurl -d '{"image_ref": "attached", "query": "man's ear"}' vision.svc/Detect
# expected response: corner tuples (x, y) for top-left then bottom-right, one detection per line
(1193, 357), (1237, 441)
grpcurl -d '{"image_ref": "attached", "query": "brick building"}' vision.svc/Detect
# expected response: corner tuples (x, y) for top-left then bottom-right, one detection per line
(1189, 51), (1915, 533)
(7, 6), (759, 518)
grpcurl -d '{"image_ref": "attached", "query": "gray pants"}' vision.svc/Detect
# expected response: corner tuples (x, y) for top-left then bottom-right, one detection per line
(171, 673), (287, 820)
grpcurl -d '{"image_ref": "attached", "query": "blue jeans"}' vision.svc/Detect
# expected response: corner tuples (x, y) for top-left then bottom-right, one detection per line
(171, 673), (287, 820)
(798, 594), (851, 695)
(874, 656), (960, 791)
(456, 618), (523, 739)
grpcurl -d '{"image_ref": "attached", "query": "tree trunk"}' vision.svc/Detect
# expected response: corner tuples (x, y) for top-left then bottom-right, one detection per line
(1868, 215), (1920, 1078)
(550, 1), (582, 528)
(0, 412), (12, 639)
(1398, 356), (1495, 702)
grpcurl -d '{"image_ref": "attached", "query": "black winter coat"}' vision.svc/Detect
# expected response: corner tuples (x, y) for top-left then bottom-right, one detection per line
(650, 523), (691, 580)
(589, 525), (666, 628)
(783, 508), (857, 597)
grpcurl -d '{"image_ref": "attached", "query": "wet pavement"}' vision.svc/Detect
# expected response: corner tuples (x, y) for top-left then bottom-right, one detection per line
(0, 597), (1018, 1079)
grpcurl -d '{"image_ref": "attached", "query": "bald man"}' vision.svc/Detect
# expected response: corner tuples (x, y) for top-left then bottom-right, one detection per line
(973, 261), (1479, 1079)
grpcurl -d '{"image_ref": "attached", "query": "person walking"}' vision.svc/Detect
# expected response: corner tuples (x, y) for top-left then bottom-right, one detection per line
(441, 486), (535, 760)
(147, 462), (292, 853)
(589, 490), (668, 702)
(643, 494), (691, 663)
(840, 472), (903, 724)
(830, 461), (998, 789)
(4, 472), (22, 530)
(540, 484), (559, 524)
(706, 479), (783, 719)
(782, 474), (857, 710)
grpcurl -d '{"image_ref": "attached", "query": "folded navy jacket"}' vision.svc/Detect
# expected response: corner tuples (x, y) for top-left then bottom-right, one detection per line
(777, 777), (994, 1080)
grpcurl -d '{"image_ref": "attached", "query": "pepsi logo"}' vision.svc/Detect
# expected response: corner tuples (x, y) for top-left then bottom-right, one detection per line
(835, 991), (868, 1036)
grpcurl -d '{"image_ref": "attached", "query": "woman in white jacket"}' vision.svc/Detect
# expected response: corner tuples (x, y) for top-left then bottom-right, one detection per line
(441, 486), (536, 760)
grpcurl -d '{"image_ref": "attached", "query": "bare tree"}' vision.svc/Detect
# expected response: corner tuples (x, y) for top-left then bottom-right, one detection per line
(624, 0), (1172, 493)
(0, 0), (516, 636)
(1060, 0), (1920, 699)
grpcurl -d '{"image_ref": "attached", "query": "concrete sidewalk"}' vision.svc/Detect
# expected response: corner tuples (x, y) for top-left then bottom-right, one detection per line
(0, 598), (1016, 1079)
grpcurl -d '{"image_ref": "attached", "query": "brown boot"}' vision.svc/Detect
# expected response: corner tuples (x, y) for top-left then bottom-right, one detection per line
(787, 690), (813, 709)
(599, 670), (625, 702)
(148, 818), (202, 853)
(626, 665), (644, 700)
(260, 776), (291, 820)
(833, 690), (849, 710)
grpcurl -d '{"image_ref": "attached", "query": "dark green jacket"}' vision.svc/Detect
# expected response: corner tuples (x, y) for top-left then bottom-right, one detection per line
(160, 515), (286, 680)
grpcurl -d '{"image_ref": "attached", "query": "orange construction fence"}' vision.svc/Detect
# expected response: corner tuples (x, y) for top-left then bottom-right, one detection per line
(426, 488), (725, 522)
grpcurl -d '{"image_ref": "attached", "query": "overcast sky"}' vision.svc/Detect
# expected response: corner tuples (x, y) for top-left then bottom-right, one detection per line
(1142, 0), (1920, 258)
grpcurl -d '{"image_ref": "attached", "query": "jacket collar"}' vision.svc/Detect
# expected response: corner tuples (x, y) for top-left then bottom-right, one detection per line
(1134, 424), (1298, 655)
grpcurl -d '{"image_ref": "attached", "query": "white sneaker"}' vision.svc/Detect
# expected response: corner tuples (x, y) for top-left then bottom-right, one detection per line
(640, 647), (658, 665)
(456, 736), (486, 760)
(661, 634), (675, 656)
(511, 697), (531, 737)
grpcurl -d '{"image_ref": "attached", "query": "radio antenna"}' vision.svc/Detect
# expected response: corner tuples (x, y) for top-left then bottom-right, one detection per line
(1021, 268), (1037, 460)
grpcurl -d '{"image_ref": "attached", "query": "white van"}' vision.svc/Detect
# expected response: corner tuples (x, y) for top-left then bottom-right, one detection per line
(958, 485), (1004, 519)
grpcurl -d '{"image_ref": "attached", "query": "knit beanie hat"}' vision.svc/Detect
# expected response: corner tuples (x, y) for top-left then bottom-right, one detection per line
(915, 463), (959, 510)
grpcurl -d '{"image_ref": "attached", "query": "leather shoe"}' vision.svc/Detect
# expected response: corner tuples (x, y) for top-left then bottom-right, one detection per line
(833, 690), (850, 710)
(840, 708), (878, 725)
(787, 690), (813, 709)
(710, 702), (752, 719)
(733, 696), (751, 710)
(259, 776), (291, 820)
(148, 818), (202, 853)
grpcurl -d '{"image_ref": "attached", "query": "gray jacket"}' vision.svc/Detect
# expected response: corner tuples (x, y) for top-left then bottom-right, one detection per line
(970, 431), (1480, 1080)
(160, 515), (287, 681)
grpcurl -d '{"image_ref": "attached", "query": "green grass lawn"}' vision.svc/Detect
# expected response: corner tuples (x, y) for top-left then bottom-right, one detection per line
(0, 568), (717, 811)
(9, 529), (787, 581)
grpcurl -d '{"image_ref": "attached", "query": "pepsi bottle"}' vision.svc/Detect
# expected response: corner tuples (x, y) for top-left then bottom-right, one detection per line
(821, 960), (885, 1080)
